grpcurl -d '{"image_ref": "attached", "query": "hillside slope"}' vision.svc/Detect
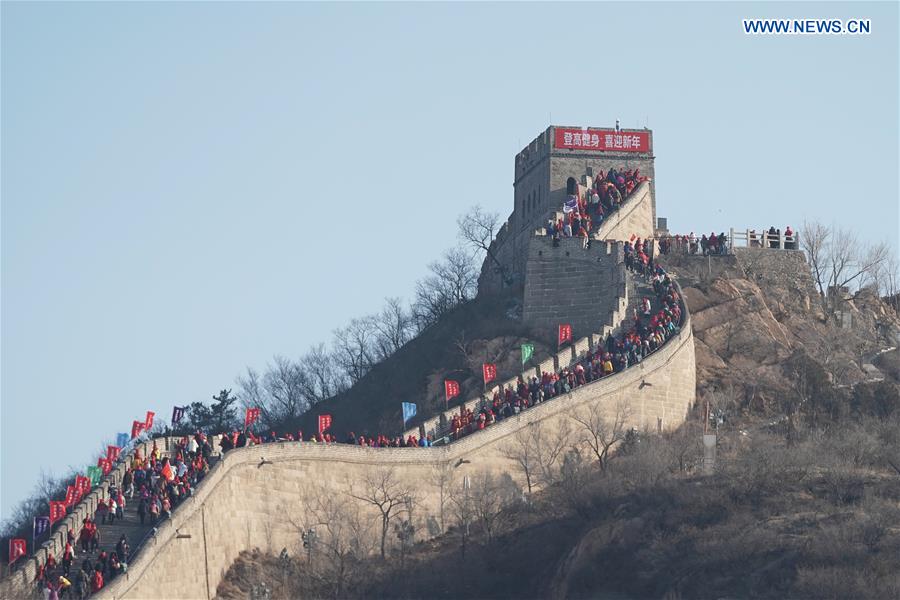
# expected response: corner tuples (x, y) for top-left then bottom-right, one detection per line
(294, 293), (554, 438)
(219, 250), (900, 600)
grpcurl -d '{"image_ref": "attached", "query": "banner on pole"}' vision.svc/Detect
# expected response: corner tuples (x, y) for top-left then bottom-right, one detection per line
(245, 407), (261, 429)
(171, 405), (187, 426)
(86, 466), (102, 486)
(521, 343), (534, 365)
(116, 432), (129, 448)
(33, 516), (50, 540)
(402, 402), (417, 426)
(482, 363), (497, 385)
(317, 414), (332, 434)
(8, 539), (26, 565)
(444, 380), (460, 403)
(558, 324), (573, 346)
(49, 501), (66, 524)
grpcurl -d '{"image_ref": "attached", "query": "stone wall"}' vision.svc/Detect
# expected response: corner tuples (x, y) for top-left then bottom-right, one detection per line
(523, 236), (625, 342)
(97, 301), (695, 600)
(593, 181), (656, 243)
(478, 125), (656, 295)
(0, 437), (180, 600)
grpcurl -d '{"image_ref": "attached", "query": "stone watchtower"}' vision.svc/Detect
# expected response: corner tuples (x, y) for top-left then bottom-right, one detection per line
(479, 125), (656, 294)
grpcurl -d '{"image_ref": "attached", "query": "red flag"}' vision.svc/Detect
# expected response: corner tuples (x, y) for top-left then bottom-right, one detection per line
(131, 420), (146, 439)
(8, 539), (26, 565)
(75, 475), (90, 495)
(630, 233), (636, 242)
(558, 323), (573, 346)
(482, 363), (497, 385)
(49, 501), (66, 524)
(144, 411), (155, 430)
(444, 380), (460, 402)
(107, 445), (121, 462)
(98, 458), (112, 476)
(318, 414), (332, 434)
(72, 484), (82, 504)
(244, 407), (261, 429)
(64, 486), (76, 507)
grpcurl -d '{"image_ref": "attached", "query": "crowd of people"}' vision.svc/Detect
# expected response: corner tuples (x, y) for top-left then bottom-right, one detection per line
(34, 436), (214, 599)
(217, 429), (435, 451)
(546, 167), (650, 243)
(657, 232), (730, 256)
(751, 226), (796, 249)
(657, 226), (796, 255)
(30, 238), (683, 599)
(445, 264), (683, 442)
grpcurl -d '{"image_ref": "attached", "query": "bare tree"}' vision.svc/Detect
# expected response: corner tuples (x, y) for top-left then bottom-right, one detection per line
(332, 318), (377, 385)
(371, 297), (413, 360)
(502, 419), (573, 493)
(412, 247), (478, 329)
(457, 205), (511, 284)
(469, 472), (518, 543)
(802, 220), (890, 319)
(449, 472), (517, 546)
(430, 463), (455, 534)
(264, 355), (309, 421)
(298, 343), (347, 405)
(502, 427), (539, 495)
(875, 252), (900, 313)
(571, 399), (631, 471)
(348, 468), (414, 559)
(291, 490), (375, 599)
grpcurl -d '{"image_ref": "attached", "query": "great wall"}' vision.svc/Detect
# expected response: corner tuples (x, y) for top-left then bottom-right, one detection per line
(11, 124), (827, 599)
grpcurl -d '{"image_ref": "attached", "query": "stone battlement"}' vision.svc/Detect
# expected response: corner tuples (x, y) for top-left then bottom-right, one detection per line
(96, 289), (695, 599)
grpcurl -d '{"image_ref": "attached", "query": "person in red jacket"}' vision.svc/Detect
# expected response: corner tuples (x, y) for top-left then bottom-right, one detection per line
(91, 569), (104, 593)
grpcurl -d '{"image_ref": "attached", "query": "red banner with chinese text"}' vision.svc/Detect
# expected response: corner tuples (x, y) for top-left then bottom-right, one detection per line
(554, 128), (650, 153)
(318, 414), (332, 434)
(444, 380), (460, 402)
(558, 323), (573, 346)
(49, 501), (66, 524)
(8, 539), (26, 565)
(245, 407), (261, 429)
(482, 363), (497, 385)
(107, 445), (121, 462)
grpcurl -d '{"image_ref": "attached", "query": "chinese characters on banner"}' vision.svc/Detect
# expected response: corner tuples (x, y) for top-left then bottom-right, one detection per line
(482, 363), (497, 385)
(49, 501), (66, 524)
(144, 411), (155, 430)
(318, 414), (332, 434)
(76, 475), (90, 495)
(558, 323), (573, 346)
(131, 420), (146, 439)
(444, 380), (460, 403)
(171, 405), (187, 426)
(245, 407), (261, 429)
(553, 128), (650, 153)
(8, 539), (26, 565)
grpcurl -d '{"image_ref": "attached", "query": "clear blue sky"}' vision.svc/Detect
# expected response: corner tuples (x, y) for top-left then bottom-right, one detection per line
(2, 2), (898, 518)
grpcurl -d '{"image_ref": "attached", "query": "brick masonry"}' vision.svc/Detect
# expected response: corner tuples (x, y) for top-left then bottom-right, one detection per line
(95, 297), (696, 599)
(479, 125), (656, 295)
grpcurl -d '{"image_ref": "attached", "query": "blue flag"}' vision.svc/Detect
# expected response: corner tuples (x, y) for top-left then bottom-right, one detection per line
(402, 402), (417, 426)
(116, 432), (129, 449)
(33, 516), (50, 539)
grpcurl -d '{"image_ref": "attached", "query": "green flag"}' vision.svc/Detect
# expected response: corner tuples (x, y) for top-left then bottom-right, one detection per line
(521, 343), (534, 365)
(87, 466), (102, 486)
